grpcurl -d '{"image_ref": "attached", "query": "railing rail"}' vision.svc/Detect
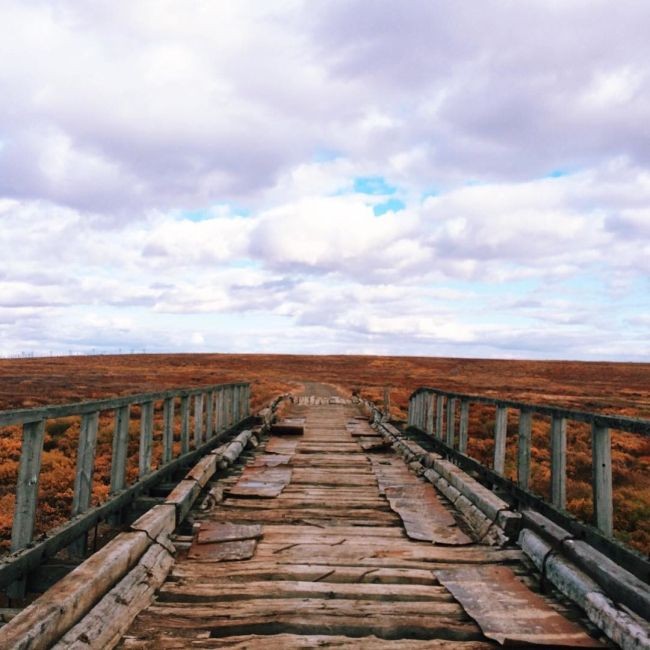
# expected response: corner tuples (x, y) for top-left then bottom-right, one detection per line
(0, 381), (251, 597)
(407, 386), (650, 539)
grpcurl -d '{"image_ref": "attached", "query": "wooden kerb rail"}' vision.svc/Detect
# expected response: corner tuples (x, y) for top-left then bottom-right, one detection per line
(397, 387), (650, 646)
(0, 382), (251, 600)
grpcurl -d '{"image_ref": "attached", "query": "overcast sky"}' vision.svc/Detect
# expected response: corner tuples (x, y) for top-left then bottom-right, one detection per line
(1, 1), (649, 360)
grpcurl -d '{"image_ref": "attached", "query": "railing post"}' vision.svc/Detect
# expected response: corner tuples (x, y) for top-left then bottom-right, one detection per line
(139, 401), (154, 478)
(69, 411), (100, 557)
(426, 392), (435, 435)
(8, 418), (46, 597)
(446, 398), (457, 448)
(110, 405), (130, 494)
(206, 391), (214, 438)
(407, 396), (414, 427)
(459, 400), (469, 453)
(72, 411), (99, 516)
(551, 416), (567, 509)
(435, 395), (445, 439)
(194, 394), (204, 447)
(494, 405), (508, 475)
(180, 396), (190, 454)
(162, 397), (174, 464)
(592, 424), (613, 536)
(216, 387), (225, 432)
(517, 409), (532, 490)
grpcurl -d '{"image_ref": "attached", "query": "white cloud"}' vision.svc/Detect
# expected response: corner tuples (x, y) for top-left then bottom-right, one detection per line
(0, 1), (649, 360)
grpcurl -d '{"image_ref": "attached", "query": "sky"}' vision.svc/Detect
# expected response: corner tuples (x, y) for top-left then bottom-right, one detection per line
(0, 1), (649, 361)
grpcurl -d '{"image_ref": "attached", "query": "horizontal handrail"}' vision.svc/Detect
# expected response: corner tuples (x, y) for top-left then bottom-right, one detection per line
(0, 382), (249, 426)
(409, 386), (650, 435)
(409, 386), (650, 436)
(407, 387), (650, 546)
(0, 381), (251, 598)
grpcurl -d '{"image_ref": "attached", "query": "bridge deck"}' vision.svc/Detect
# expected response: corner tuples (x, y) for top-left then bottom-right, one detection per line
(118, 394), (604, 648)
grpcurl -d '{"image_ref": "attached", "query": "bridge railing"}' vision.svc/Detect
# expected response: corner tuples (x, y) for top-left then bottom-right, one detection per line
(407, 387), (650, 540)
(0, 381), (250, 597)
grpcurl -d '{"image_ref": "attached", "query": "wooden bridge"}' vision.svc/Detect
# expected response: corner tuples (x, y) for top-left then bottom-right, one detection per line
(0, 382), (649, 648)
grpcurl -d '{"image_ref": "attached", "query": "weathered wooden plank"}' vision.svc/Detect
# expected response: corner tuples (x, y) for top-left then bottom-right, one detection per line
(228, 466), (292, 498)
(551, 415), (567, 509)
(118, 634), (497, 649)
(158, 580), (453, 604)
(435, 565), (603, 647)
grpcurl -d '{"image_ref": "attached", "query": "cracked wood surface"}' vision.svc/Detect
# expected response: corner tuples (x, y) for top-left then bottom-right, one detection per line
(118, 391), (606, 648)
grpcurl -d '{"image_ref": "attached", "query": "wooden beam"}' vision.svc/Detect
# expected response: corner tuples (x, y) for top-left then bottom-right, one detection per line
(517, 410), (532, 490)
(493, 406), (508, 476)
(551, 416), (567, 509)
(592, 424), (613, 536)
(110, 405), (130, 495)
(138, 401), (154, 478)
(459, 400), (469, 454)
(426, 393), (435, 435)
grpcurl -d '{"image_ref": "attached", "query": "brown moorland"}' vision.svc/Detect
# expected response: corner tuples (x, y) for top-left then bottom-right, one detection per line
(0, 353), (648, 555)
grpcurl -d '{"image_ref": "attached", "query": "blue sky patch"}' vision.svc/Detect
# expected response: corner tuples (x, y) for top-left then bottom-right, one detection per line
(354, 176), (396, 195)
(373, 198), (405, 216)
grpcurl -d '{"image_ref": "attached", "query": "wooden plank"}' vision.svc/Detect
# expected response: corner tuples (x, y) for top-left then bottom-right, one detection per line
(162, 397), (175, 465)
(459, 400), (469, 454)
(384, 485), (472, 545)
(436, 565), (603, 647)
(517, 409), (532, 490)
(551, 415), (567, 509)
(158, 580), (454, 603)
(139, 401), (154, 478)
(117, 634), (497, 649)
(228, 466), (292, 498)
(110, 405), (131, 494)
(196, 523), (263, 545)
(591, 424), (613, 536)
(426, 393), (435, 435)
(216, 388), (224, 433)
(493, 406), (507, 476)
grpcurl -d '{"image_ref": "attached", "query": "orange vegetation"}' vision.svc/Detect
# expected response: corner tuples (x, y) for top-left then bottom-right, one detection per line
(0, 353), (648, 555)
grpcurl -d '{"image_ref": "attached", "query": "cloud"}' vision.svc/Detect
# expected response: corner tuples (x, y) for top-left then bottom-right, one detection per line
(0, 1), (649, 360)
